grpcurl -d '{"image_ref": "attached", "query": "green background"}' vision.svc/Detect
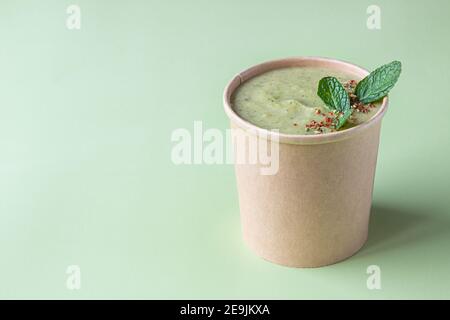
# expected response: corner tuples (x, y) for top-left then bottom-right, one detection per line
(1, 0), (449, 299)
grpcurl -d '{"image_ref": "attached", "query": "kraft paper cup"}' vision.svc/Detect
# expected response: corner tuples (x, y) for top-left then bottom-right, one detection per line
(223, 57), (388, 268)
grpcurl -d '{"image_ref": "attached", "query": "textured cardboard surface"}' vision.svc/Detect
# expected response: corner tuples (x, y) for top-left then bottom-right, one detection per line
(224, 57), (388, 267)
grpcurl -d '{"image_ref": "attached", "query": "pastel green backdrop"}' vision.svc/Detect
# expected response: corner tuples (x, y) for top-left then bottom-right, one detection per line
(1, 0), (449, 299)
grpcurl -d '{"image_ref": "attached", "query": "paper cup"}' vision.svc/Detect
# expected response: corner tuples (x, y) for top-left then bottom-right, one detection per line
(223, 57), (388, 268)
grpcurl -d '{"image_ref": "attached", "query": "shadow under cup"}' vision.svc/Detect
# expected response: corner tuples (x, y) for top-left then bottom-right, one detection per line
(223, 57), (388, 268)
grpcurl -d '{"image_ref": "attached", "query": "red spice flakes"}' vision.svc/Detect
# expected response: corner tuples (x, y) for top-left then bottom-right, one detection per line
(352, 102), (373, 113)
(343, 79), (378, 114)
(344, 80), (359, 105)
(344, 79), (357, 92)
(349, 93), (358, 105)
(305, 111), (340, 134)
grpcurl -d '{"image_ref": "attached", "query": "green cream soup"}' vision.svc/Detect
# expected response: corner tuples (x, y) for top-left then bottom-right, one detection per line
(232, 67), (381, 135)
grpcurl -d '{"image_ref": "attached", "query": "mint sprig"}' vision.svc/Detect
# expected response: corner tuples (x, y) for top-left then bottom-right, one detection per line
(317, 77), (350, 112)
(355, 61), (402, 104)
(316, 60), (402, 130)
(317, 77), (351, 129)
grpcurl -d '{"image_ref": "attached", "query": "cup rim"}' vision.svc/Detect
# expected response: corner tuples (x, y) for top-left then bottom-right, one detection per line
(223, 56), (389, 145)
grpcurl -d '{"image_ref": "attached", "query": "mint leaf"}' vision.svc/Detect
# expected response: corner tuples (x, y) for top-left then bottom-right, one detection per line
(356, 61), (402, 104)
(317, 77), (351, 113)
(317, 77), (352, 129)
(335, 108), (352, 129)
